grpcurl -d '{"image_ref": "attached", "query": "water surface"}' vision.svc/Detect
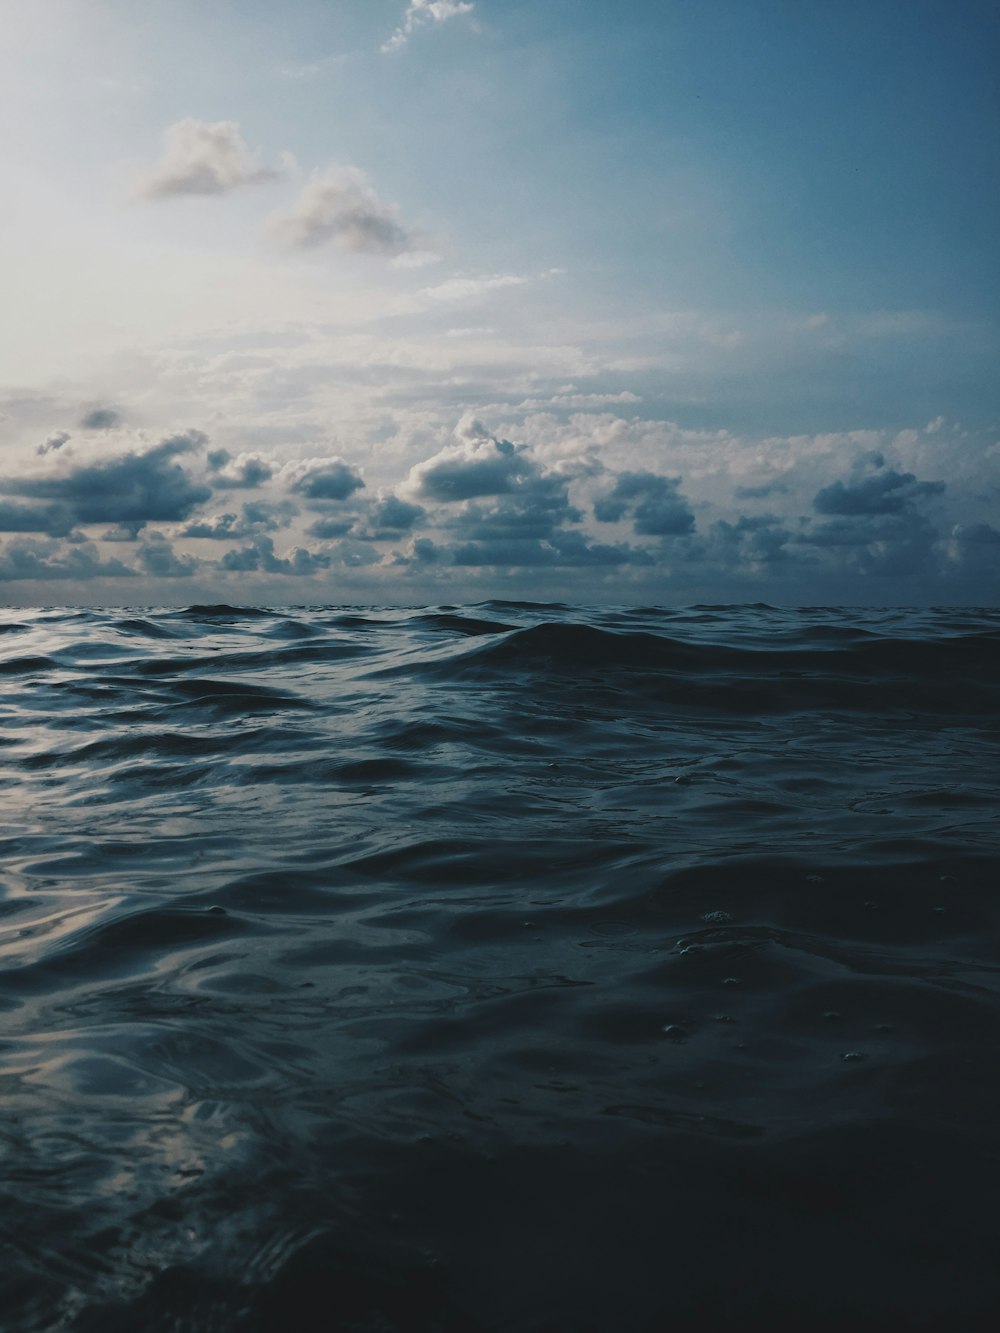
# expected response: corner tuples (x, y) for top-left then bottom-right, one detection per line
(1, 603), (999, 1329)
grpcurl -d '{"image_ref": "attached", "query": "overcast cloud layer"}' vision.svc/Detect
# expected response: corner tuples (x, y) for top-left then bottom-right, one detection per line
(0, 0), (996, 604)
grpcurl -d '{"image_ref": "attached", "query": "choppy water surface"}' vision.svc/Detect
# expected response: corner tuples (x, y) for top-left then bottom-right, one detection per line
(1, 602), (999, 1330)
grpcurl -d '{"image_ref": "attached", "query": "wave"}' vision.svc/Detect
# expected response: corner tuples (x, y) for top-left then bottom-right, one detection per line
(1, 602), (998, 1330)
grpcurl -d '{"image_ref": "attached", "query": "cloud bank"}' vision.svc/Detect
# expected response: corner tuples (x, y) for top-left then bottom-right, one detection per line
(0, 409), (993, 600)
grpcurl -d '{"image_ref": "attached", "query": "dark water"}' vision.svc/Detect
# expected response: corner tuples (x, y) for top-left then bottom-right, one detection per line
(1, 602), (999, 1331)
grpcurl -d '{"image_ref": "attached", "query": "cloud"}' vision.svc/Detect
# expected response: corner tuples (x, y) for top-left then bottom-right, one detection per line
(594, 471), (695, 536)
(383, 1), (474, 53)
(734, 480), (789, 500)
(267, 167), (413, 255)
(207, 448), (275, 488)
(0, 539), (136, 583)
(955, 522), (1000, 546)
(705, 515), (795, 569)
(442, 474), (579, 541)
(418, 274), (528, 303)
(406, 419), (535, 502)
(221, 535), (330, 575)
(79, 406), (121, 430)
(396, 416), (668, 569)
(407, 531), (653, 569)
(181, 501), (296, 540)
(133, 119), (281, 200)
(138, 537), (198, 578)
(36, 431), (70, 457)
(102, 520), (147, 542)
(795, 455), (952, 577)
(950, 523), (1000, 577)
(369, 495), (426, 531)
(343, 494), (426, 541)
(306, 515), (357, 540)
(805, 512), (942, 577)
(390, 249), (443, 270)
(814, 468), (945, 516)
(282, 457), (366, 501)
(5, 431), (212, 529)
(0, 500), (75, 537)
(802, 457), (948, 576)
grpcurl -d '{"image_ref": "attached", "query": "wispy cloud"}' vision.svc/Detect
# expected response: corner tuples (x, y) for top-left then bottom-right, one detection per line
(267, 167), (413, 256)
(383, 1), (475, 53)
(418, 273), (528, 303)
(273, 54), (344, 81)
(133, 119), (283, 200)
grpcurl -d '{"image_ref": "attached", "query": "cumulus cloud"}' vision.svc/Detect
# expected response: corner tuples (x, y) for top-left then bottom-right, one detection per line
(950, 522), (1000, 577)
(138, 537), (198, 578)
(370, 495), (425, 531)
(181, 501), (295, 540)
(5, 431), (212, 530)
(406, 419), (536, 501)
(704, 515), (795, 569)
(79, 406), (121, 431)
(804, 457), (947, 576)
(221, 535), (330, 575)
(443, 474), (580, 541)
(0, 539), (135, 583)
(594, 471), (695, 536)
(813, 468), (945, 517)
(282, 457), (366, 502)
(102, 520), (147, 542)
(395, 416), (667, 569)
(133, 119), (282, 200)
(267, 167), (413, 255)
(207, 448), (275, 488)
(36, 431), (70, 456)
(306, 516), (357, 539)
(383, 1), (474, 53)
(344, 494), (426, 542)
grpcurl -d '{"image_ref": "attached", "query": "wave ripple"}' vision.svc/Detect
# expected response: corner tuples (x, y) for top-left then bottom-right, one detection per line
(1, 603), (999, 1330)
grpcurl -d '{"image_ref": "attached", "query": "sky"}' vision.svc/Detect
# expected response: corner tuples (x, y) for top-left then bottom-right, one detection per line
(0, 0), (997, 605)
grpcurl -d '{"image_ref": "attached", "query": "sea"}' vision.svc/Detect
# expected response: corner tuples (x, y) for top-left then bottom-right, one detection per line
(1, 602), (998, 1331)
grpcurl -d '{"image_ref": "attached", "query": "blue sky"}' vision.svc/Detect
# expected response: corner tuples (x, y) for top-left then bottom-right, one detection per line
(0, 0), (997, 603)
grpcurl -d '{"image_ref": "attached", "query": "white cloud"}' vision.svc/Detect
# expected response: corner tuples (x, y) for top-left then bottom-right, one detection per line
(132, 119), (283, 200)
(418, 273), (528, 303)
(267, 166), (413, 256)
(390, 249), (444, 270)
(383, 1), (475, 53)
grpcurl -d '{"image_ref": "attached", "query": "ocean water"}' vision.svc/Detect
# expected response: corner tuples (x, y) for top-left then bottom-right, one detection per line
(1, 602), (998, 1331)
